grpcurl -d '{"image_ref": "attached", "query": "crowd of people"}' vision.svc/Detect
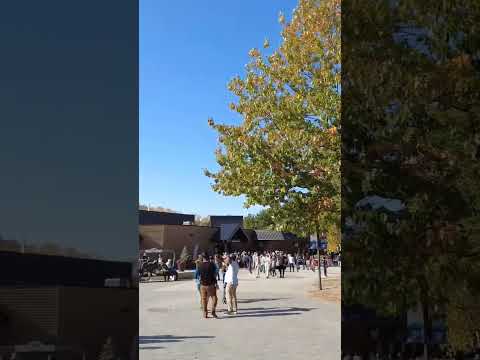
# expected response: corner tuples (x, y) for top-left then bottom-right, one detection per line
(138, 255), (178, 282)
(194, 250), (340, 319)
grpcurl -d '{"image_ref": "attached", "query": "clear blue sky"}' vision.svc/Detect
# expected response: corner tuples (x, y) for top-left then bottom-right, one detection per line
(140, 0), (298, 217)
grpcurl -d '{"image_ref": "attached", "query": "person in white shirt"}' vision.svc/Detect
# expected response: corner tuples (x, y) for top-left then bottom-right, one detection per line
(264, 254), (271, 279)
(288, 254), (295, 272)
(224, 255), (240, 314)
(254, 252), (261, 278)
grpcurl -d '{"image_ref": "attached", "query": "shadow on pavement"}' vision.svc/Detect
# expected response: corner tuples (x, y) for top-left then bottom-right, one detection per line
(237, 298), (289, 304)
(139, 335), (215, 349)
(139, 346), (164, 350)
(219, 306), (315, 319)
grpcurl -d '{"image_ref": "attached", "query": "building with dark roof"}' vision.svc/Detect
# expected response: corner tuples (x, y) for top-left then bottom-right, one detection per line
(140, 214), (307, 258)
(139, 210), (195, 225)
(254, 230), (299, 241)
(209, 215), (243, 228)
(0, 251), (137, 359)
(248, 229), (305, 252)
(0, 251), (133, 287)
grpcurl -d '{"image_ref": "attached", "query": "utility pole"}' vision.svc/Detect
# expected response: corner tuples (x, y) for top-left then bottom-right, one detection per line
(315, 222), (322, 290)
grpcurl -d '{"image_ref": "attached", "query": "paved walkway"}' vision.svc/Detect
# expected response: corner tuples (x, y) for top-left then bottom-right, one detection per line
(140, 267), (340, 360)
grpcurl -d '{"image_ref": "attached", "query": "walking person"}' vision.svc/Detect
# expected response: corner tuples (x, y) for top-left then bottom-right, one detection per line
(254, 252), (261, 278)
(215, 255), (222, 281)
(294, 254), (300, 272)
(222, 267), (227, 305)
(198, 253), (219, 318)
(271, 253), (277, 277)
(247, 252), (253, 274)
(194, 257), (202, 309)
(224, 255), (240, 315)
(221, 256), (227, 283)
(288, 253), (295, 272)
(278, 253), (286, 278)
(211, 255), (220, 282)
(264, 253), (271, 279)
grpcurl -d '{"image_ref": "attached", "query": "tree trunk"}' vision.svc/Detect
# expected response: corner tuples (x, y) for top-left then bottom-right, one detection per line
(421, 294), (432, 360)
(315, 223), (322, 291)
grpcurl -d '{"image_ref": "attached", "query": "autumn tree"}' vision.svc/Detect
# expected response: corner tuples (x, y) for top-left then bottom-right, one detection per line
(205, 0), (341, 245)
(342, 0), (480, 357)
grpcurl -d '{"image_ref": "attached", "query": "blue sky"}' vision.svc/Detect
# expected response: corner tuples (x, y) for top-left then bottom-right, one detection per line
(140, 0), (298, 217)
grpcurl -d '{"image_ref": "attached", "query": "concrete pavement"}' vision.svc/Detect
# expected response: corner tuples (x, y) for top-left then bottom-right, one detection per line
(140, 267), (340, 360)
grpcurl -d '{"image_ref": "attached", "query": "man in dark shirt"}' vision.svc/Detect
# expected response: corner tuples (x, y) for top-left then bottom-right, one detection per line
(198, 253), (219, 318)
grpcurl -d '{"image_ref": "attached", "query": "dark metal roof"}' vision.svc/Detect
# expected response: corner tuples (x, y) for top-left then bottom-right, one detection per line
(209, 216), (243, 228)
(254, 230), (299, 241)
(220, 223), (240, 241)
(0, 251), (132, 287)
(218, 224), (250, 242)
(139, 210), (195, 225)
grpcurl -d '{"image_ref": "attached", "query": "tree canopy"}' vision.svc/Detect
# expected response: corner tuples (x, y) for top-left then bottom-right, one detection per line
(244, 209), (276, 231)
(342, 0), (480, 354)
(205, 0), (341, 237)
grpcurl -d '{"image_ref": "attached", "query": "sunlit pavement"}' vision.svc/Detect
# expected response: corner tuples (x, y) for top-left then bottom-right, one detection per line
(140, 267), (340, 360)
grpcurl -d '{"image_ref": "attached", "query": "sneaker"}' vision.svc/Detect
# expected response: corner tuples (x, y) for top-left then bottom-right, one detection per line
(203, 313), (208, 319)
(233, 311), (238, 315)
(211, 313), (218, 318)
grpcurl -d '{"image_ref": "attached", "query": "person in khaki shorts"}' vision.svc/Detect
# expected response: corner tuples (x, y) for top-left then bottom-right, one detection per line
(224, 255), (240, 315)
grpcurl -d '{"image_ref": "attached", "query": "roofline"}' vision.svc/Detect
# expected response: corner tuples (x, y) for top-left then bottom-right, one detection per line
(209, 215), (243, 217)
(139, 209), (195, 216)
(139, 224), (220, 230)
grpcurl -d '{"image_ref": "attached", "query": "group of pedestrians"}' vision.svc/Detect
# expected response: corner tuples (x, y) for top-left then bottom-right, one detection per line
(252, 251), (303, 279)
(252, 251), (331, 278)
(194, 253), (239, 319)
(193, 249), (337, 319)
(228, 250), (339, 278)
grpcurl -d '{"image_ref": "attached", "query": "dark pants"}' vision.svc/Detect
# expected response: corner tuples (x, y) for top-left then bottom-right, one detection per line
(324, 266), (328, 277)
(289, 263), (294, 272)
(279, 266), (286, 277)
